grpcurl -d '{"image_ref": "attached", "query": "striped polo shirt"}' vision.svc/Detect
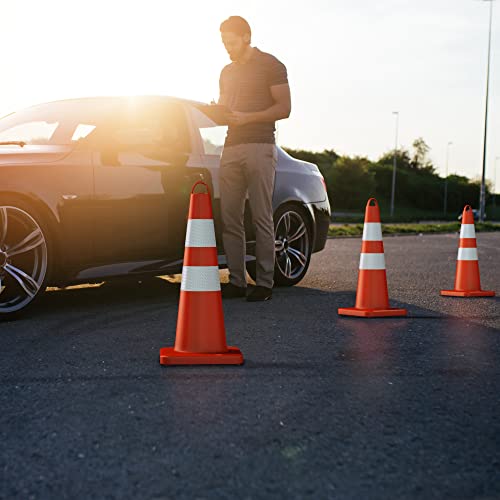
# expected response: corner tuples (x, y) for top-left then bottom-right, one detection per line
(219, 47), (288, 146)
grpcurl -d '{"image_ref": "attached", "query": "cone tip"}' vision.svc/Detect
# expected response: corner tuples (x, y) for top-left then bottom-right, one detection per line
(189, 181), (213, 219)
(462, 204), (474, 224)
(192, 181), (210, 195)
(364, 198), (381, 222)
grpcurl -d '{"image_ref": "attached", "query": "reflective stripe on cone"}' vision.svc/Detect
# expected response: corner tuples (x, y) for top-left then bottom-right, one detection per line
(359, 253), (386, 270)
(460, 224), (476, 239)
(362, 223), (383, 241)
(185, 219), (216, 247)
(181, 266), (221, 292)
(457, 248), (478, 261)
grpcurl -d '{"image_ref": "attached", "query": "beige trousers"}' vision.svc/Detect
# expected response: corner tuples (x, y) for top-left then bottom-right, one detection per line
(220, 143), (277, 288)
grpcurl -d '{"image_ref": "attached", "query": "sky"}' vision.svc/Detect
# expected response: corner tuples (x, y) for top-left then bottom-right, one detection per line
(1, 0), (499, 190)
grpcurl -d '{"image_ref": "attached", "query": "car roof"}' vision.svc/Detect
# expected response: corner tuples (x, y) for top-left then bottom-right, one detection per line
(24, 95), (206, 110)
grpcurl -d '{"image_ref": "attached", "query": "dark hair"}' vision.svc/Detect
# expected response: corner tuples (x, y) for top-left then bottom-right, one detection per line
(220, 16), (251, 39)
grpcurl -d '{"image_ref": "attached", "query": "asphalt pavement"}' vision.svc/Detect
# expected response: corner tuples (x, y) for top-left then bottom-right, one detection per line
(1, 233), (499, 499)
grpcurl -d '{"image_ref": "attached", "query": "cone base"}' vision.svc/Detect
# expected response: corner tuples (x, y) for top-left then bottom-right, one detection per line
(440, 289), (495, 297)
(159, 346), (244, 366)
(338, 307), (407, 318)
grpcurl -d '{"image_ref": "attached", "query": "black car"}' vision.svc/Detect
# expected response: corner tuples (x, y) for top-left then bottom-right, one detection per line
(0, 96), (331, 318)
(458, 208), (483, 222)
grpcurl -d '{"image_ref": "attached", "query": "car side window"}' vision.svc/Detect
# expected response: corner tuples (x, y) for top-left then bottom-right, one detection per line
(94, 103), (191, 166)
(71, 124), (97, 142)
(0, 120), (59, 145)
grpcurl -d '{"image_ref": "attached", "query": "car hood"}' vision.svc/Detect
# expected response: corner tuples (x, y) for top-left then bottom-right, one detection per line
(0, 145), (73, 165)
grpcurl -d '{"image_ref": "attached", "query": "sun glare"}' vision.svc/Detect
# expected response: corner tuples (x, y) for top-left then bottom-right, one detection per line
(1, 1), (233, 113)
(1, 0), (498, 180)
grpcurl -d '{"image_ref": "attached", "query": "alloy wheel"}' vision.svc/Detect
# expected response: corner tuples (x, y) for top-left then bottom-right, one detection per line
(0, 206), (48, 314)
(274, 210), (310, 280)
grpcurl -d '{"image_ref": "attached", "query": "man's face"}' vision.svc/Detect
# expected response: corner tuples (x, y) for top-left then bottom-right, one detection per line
(221, 31), (249, 62)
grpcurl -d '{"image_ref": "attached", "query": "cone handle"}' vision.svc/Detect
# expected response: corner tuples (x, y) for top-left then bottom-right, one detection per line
(461, 204), (474, 224)
(192, 181), (210, 194)
(367, 198), (378, 207)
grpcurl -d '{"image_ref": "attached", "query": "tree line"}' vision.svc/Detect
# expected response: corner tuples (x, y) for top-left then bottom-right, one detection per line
(285, 138), (492, 216)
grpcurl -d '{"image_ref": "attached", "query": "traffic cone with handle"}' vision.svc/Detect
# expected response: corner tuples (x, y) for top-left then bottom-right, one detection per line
(160, 181), (244, 365)
(440, 205), (495, 297)
(338, 198), (407, 318)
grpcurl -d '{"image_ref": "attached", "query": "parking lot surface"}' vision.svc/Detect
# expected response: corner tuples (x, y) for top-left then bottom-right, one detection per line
(1, 233), (499, 499)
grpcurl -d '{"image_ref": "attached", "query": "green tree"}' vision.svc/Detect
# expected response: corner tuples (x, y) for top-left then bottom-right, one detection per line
(328, 157), (376, 209)
(283, 148), (339, 175)
(411, 137), (435, 173)
(377, 138), (435, 173)
(377, 148), (412, 170)
(285, 144), (488, 215)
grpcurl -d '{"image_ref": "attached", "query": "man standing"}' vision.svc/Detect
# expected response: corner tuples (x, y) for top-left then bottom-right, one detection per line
(218, 16), (291, 302)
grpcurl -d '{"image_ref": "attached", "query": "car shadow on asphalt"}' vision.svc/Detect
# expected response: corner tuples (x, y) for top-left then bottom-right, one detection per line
(32, 276), (181, 316)
(27, 278), (499, 327)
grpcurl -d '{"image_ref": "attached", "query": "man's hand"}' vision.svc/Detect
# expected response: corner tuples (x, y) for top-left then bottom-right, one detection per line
(226, 111), (254, 127)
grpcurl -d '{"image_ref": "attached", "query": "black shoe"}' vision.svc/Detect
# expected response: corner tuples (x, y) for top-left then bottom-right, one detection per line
(246, 286), (272, 302)
(221, 283), (247, 299)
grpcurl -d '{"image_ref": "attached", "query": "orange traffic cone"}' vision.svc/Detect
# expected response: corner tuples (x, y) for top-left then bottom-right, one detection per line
(160, 181), (244, 365)
(338, 198), (407, 318)
(441, 205), (495, 297)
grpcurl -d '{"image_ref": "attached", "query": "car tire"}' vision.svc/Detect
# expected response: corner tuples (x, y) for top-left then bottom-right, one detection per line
(247, 203), (312, 287)
(0, 198), (54, 321)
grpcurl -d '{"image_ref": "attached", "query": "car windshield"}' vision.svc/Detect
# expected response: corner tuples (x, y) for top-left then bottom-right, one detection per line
(0, 100), (114, 146)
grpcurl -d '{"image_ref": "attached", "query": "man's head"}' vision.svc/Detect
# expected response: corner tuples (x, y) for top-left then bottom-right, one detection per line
(220, 16), (251, 62)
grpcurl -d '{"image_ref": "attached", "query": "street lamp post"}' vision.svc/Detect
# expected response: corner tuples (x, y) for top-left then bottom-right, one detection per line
(444, 141), (453, 215)
(479, 0), (495, 222)
(390, 111), (399, 218)
(494, 156), (500, 207)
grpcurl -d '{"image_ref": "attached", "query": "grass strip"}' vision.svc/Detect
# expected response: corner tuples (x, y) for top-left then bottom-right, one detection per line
(328, 222), (500, 237)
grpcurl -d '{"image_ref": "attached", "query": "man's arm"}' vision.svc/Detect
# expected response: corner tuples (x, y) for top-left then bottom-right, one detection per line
(227, 83), (291, 126)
